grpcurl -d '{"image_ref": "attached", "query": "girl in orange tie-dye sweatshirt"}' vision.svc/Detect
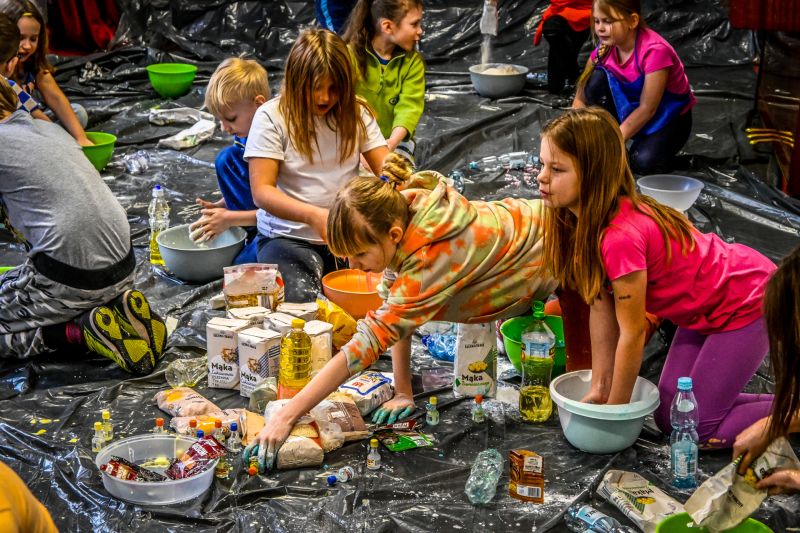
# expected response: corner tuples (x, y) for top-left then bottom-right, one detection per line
(247, 153), (556, 462)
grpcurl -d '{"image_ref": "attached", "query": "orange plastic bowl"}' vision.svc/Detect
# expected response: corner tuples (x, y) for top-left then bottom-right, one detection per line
(322, 269), (383, 319)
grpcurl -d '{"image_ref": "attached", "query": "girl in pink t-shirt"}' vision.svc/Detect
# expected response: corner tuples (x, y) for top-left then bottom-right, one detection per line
(538, 107), (775, 449)
(573, 0), (695, 175)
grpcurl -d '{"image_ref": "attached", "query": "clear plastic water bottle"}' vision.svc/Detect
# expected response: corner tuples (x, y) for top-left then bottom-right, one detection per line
(564, 504), (638, 533)
(448, 169), (466, 194)
(670, 377), (699, 488)
(519, 301), (555, 422)
(148, 184), (170, 266)
(464, 448), (503, 504)
(123, 150), (150, 174)
(421, 332), (456, 361)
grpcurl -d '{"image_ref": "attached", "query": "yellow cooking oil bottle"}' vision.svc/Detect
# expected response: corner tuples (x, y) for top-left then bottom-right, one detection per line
(278, 318), (312, 399)
(519, 301), (555, 422)
(147, 184), (170, 266)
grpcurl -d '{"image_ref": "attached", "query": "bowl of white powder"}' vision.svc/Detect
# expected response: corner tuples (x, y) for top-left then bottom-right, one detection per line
(469, 63), (529, 99)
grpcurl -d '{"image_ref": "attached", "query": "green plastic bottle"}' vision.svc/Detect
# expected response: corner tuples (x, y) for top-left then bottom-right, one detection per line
(278, 318), (312, 399)
(519, 301), (555, 422)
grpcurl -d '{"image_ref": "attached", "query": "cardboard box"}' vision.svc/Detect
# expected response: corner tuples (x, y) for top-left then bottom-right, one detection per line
(238, 327), (282, 398)
(206, 317), (250, 389)
(509, 449), (544, 503)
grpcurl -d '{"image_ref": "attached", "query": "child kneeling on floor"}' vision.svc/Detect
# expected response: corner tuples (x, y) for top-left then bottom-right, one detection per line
(0, 77), (166, 374)
(190, 57), (270, 265)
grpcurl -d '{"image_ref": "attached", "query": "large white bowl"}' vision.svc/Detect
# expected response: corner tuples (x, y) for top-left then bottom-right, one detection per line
(95, 434), (218, 505)
(550, 370), (660, 454)
(469, 63), (529, 99)
(156, 224), (246, 283)
(637, 174), (704, 212)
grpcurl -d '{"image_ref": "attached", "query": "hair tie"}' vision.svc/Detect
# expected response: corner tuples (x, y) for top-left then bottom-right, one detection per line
(379, 175), (390, 183)
(22, 12), (33, 16)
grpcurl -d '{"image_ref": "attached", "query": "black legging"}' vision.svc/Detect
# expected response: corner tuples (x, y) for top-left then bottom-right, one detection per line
(542, 15), (590, 94)
(583, 68), (693, 175)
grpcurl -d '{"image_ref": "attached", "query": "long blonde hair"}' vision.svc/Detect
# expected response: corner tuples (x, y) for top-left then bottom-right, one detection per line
(280, 29), (369, 164)
(0, 77), (17, 118)
(327, 152), (412, 258)
(542, 107), (694, 303)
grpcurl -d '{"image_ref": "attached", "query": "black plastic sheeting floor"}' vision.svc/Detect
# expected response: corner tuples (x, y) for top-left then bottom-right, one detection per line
(1, 1), (800, 531)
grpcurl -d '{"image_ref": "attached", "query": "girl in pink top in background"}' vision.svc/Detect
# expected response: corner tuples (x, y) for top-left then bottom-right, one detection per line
(573, 0), (695, 175)
(538, 107), (775, 450)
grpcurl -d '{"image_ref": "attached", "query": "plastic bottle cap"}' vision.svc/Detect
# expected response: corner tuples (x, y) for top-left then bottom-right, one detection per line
(677, 377), (693, 391)
(94, 422), (102, 430)
(189, 419), (197, 428)
(475, 395), (483, 404)
(430, 396), (438, 405)
(152, 184), (163, 196)
(248, 466), (258, 476)
(102, 410), (110, 420)
(370, 438), (378, 447)
(230, 422), (238, 432)
(196, 430), (205, 439)
(327, 475), (338, 486)
(532, 300), (545, 318)
(214, 419), (222, 428)
(156, 418), (164, 427)
(291, 318), (305, 329)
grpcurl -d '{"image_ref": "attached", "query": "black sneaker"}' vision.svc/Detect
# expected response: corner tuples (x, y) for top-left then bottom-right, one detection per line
(80, 306), (155, 375)
(110, 290), (168, 361)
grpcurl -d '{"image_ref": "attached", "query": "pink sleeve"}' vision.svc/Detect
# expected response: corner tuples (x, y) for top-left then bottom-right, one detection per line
(640, 42), (675, 75)
(601, 224), (648, 281)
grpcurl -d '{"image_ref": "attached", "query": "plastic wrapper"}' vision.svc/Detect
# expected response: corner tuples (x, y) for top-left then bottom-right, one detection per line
(337, 371), (395, 416)
(100, 460), (139, 481)
(224, 264), (285, 311)
(169, 409), (245, 437)
(248, 377), (278, 413)
(316, 297), (357, 351)
(107, 456), (166, 482)
(165, 436), (226, 480)
(264, 400), (328, 469)
(375, 427), (434, 452)
(157, 119), (216, 150)
(685, 438), (800, 532)
(597, 470), (685, 533)
(149, 107), (215, 126)
(153, 387), (220, 417)
(310, 393), (369, 442)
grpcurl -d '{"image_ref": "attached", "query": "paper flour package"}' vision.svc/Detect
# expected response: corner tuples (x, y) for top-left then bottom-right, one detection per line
(305, 320), (334, 375)
(206, 317), (250, 389)
(453, 322), (497, 397)
(337, 371), (395, 416)
(238, 327), (282, 398)
(264, 312), (297, 336)
(227, 306), (270, 327)
(597, 470), (684, 533)
(277, 302), (319, 321)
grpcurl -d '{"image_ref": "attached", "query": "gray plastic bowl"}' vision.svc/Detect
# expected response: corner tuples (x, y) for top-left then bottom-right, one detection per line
(637, 174), (704, 212)
(469, 63), (529, 99)
(156, 224), (246, 283)
(550, 370), (660, 454)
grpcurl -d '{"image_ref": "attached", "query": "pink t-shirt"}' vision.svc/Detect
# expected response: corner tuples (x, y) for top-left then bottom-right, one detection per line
(590, 27), (697, 112)
(601, 198), (775, 333)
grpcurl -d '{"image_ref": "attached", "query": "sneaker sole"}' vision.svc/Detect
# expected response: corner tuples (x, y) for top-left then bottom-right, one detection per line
(114, 290), (167, 359)
(84, 306), (155, 375)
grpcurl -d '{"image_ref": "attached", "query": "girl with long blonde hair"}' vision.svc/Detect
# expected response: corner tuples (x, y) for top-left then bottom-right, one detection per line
(245, 28), (389, 302)
(539, 106), (775, 449)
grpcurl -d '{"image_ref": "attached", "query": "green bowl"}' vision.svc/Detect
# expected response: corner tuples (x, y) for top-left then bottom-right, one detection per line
(146, 63), (198, 98)
(82, 132), (117, 171)
(500, 311), (566, 377)
(656, 513), (773, 533)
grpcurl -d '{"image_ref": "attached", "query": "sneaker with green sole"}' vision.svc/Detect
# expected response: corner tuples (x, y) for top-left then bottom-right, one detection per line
(80, 306), (156, 375)
(110, 290), (168, 361)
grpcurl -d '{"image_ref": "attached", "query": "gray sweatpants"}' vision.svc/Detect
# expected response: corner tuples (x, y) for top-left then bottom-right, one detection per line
(0, 259), (133, 358)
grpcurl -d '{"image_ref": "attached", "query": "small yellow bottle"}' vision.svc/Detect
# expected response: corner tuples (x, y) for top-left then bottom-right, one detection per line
(278, 318), (312, 399)
(101, 409), (113, 441)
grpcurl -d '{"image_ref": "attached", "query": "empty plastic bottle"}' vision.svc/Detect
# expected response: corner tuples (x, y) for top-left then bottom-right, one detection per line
(148, 184), (170, 266)
(153, 417), (166, 434)
(564, 504), (638, 533)
(278, 318), (312, 399)
(519, 301), (555, 422)
(123, 150), (150, 174)
(671, 377), (699, 488)
(464, 448), (503, 504)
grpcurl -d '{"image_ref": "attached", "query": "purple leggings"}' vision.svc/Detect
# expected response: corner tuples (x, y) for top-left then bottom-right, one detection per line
(654, 318), (773, 449)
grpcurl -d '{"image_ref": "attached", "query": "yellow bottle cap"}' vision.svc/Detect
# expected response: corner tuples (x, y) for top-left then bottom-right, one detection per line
(94, 422), (102, 430)
(370, 438), (378, 447)
(430, 396), (438, 405)
(291, 318), (305, 328)
(102, 410), (110, 420)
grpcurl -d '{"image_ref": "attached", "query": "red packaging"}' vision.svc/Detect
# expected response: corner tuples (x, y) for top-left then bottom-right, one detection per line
(375, 420), (419, 432)
(109, 455), (166, 482)
(165, 436), (226, 480)
(101, 460), (139, 481)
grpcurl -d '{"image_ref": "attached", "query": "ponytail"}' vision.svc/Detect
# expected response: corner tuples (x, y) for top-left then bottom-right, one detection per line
(328, 152), (413, 258)
(342, 0), (422, 77)
(0, 77), (17, 118)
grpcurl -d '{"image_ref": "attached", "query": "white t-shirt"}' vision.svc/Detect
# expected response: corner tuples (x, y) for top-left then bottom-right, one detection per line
(244, 97), (387, 243)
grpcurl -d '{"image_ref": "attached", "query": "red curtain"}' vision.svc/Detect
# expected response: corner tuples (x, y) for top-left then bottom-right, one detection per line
(47, 0), (120, 54)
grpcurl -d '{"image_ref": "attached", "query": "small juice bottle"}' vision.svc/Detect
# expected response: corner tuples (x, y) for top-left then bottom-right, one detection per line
(426, 396), (440, 426)
(366, 438), (381, 470)
(153, 418), (166, 434)
(472, 395), (486, 423)
(101, 410), (113, 441)
(91, 422), (105, 453)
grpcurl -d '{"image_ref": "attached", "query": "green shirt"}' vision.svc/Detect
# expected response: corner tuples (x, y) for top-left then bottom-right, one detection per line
(350, 45), (426, 141)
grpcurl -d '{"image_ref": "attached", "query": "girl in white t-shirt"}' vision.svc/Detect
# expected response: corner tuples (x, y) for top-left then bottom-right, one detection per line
(245, 28), (389, 302)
